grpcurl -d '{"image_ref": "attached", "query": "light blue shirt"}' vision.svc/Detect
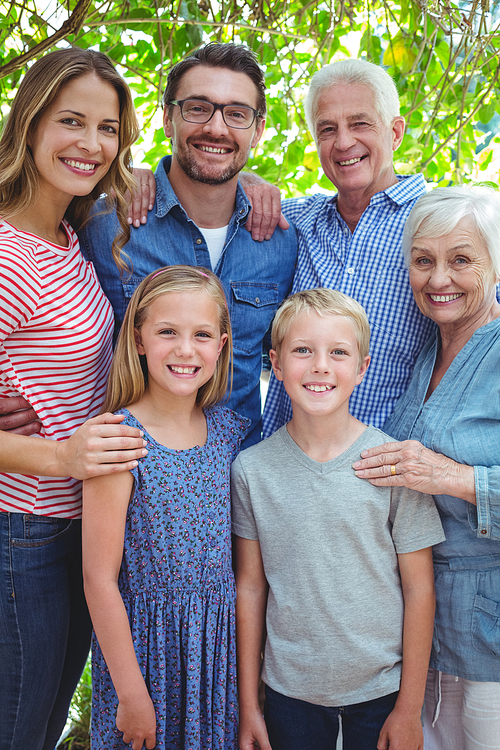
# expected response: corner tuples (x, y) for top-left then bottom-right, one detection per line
(384, 318), (500, 680)
(79, 156), (297, 448)
(262, 174), (436, 434)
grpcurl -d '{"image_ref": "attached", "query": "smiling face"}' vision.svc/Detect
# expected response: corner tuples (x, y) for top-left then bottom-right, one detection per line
(313, 82), (404, 203)
(270, 310), (370, 421)
(28, 73), (120, 207)
(134, 290), (228, 403)
(409, 217), (500, 334)
(163, 65), (265, 185)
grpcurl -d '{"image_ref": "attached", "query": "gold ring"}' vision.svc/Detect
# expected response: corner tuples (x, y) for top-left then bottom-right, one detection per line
(390, 464), (397, 476)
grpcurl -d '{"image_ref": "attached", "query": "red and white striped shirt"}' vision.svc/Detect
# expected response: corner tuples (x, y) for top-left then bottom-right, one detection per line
(0, 218), (114, 518)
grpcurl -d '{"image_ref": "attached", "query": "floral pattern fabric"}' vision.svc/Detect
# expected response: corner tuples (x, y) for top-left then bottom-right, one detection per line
(91, 405), (248, 749)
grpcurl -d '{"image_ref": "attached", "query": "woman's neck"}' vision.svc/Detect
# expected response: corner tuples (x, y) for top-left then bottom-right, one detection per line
(439, 298), (500, 361)
(2, 190), (72, 246)
(427, 298), (500, 398)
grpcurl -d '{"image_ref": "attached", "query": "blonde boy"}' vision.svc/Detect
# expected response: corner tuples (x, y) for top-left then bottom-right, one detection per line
(231, 289), (444, 750)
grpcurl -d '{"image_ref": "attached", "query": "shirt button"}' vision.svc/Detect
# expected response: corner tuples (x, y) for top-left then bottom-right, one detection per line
(196, 238), (202, 245)
(480, 529), (487, 535)
(347, 267), (355, 275)
(255, 297), (260, 303)
(239, 208), (245, 215)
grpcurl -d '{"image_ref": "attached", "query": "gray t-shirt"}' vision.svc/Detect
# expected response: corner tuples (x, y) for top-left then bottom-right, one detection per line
(231, 424), (445, 707)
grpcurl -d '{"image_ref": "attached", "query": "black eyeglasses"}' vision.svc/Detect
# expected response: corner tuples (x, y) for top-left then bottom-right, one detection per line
(169, 98), (260, 130)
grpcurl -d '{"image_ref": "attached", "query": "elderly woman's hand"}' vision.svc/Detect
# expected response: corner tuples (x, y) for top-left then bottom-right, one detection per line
(353, 440), (476, 504)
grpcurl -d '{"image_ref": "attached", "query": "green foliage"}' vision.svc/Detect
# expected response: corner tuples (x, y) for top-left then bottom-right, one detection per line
(1, 0), (500, 193)
(57, 658), (92, 750)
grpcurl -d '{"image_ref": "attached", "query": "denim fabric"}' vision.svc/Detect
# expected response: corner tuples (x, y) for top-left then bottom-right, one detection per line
(264, 685), (398, 750)
(0, 512), (91, 750)
(384, 317), (500, 682)
(79, 156), (297, 448)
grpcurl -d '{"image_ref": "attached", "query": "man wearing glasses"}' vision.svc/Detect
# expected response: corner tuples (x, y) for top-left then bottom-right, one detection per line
(80, 44), (297, 448)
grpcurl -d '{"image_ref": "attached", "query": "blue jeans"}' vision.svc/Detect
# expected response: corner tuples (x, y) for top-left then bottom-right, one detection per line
(264, 684), (398, 750)
(0, 512), (91, 750)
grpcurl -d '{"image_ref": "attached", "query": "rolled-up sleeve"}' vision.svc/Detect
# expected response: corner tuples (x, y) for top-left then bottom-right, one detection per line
(475, 465), (500, 540)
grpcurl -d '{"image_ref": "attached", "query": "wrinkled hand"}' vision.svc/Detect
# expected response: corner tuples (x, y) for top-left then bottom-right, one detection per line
(241, 182), (289, 242)
(117, 693), (156, 750)
(377, 707), (423, 750)
(238, 707), (273, 750)
(127, 168), (156, 228)
(353, 439), (475, 501)
(0, 395), (41, 435)
(56, 413), (148, 480)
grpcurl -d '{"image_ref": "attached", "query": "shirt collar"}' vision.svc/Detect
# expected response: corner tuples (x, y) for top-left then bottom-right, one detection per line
(153, 155), (251, 223)
(377, 173), (427, 206)
(326, 173), (426, 217)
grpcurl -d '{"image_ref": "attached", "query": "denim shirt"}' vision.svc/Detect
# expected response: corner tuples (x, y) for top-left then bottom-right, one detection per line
(79, 156), (297, 447)
(384, 318), (500, 680)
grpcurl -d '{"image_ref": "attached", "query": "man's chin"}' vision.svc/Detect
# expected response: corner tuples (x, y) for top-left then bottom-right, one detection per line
(176, 152), (243, 185)
(190, 170), (239, 186)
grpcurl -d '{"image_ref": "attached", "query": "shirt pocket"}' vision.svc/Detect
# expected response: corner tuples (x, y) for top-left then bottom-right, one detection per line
(472, 593), (500, 656)
(230, 283), (279, 354)
(122, 277), (144, 303)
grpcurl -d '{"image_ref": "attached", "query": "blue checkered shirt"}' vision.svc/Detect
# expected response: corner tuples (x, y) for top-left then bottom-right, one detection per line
(262, 174), (437, 436)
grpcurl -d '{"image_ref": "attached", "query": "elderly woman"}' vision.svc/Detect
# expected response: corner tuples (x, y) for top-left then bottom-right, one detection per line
(353, 186), (500, 749)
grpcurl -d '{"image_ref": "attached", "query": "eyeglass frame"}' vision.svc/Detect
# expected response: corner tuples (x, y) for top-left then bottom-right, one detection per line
(168, 98), (261, 130)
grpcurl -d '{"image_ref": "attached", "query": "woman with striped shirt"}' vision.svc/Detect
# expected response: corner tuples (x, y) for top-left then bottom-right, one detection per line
(0, 48), (147, 750)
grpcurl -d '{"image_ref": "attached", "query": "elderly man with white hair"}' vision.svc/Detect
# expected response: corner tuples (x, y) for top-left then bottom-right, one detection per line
(257, 58), (437, 435)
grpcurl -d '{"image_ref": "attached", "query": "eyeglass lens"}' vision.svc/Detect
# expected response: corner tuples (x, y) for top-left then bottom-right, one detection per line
(181, 99), (255, 129)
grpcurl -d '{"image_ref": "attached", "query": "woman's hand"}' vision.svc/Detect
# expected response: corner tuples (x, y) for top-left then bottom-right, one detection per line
(353, 439), (476, 504)
(117, 691), (156, 750)
(54, 413), (148, 480)
(128, 168), (156, 227)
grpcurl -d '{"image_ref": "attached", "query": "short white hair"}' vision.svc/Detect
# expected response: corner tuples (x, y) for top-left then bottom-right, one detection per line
(304, 59), (400, 139)
(402, 186), (500, 276)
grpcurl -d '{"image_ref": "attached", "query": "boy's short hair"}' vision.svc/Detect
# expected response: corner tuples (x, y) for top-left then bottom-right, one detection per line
(271, 288), (370, 365)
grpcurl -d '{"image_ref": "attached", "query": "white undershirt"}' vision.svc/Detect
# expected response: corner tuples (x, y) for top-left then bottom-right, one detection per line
(200, 225), (229, 270)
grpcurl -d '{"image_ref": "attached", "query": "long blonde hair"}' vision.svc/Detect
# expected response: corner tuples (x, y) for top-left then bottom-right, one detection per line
(103, 266), (233, 414)
(0, 47), (139, 272)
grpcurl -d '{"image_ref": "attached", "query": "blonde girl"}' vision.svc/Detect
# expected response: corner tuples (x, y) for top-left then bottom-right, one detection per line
(83, 265), (249, 750)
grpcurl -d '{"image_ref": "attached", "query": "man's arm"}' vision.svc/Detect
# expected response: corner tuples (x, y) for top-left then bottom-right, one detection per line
(234, 535), (272, 750)
(377, 546), (435, 750)
(238, 172), (289, 241)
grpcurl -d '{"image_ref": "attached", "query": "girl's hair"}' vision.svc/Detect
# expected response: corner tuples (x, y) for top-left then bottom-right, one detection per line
(271, 288), (370, 366)
(402, 185), (500, 276)
(0, 47), (139, 272)
(103, 265), (233, 413)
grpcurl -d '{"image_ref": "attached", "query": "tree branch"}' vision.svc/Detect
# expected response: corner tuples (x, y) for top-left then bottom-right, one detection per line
(0, 0), (92, 79)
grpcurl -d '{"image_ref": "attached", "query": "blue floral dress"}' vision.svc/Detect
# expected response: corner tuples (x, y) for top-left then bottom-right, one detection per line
(91, 405), (249, 750)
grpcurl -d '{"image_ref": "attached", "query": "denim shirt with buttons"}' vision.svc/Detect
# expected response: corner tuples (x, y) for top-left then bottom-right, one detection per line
(384, 317), (500, 680)
(79, 156), (298, 448)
